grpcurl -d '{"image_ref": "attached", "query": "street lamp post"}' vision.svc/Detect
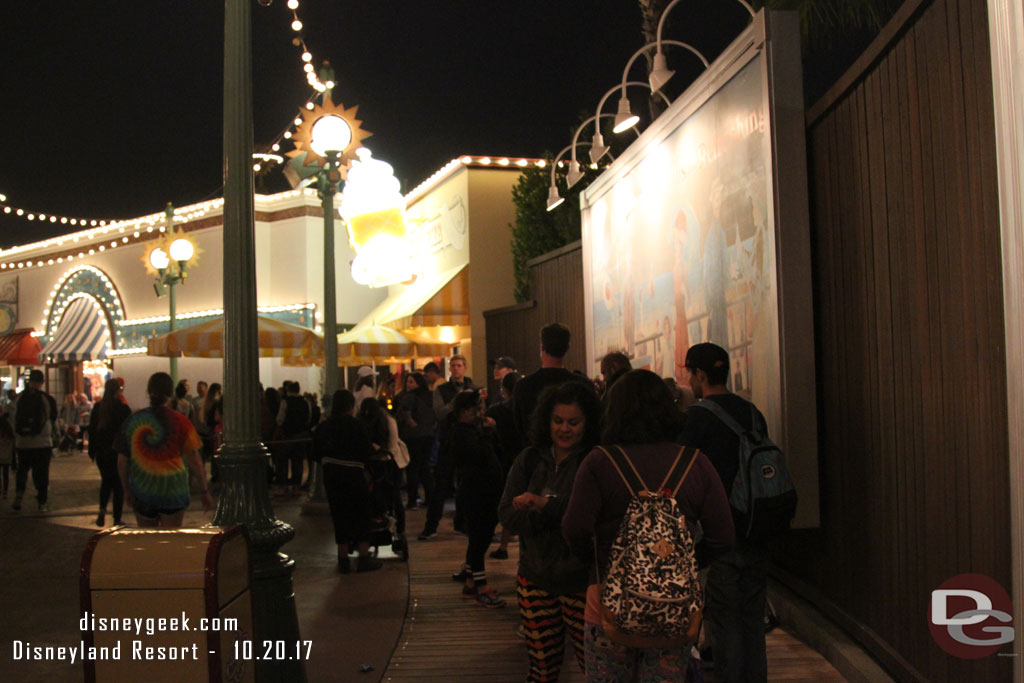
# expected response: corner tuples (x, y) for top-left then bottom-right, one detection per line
(219, 1), (304, 681)
(309, 115), (353, 404)
(148, 203), (195, 386)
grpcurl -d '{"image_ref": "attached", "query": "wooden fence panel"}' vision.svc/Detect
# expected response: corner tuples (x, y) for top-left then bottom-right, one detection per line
(796, 0), (1011, 679)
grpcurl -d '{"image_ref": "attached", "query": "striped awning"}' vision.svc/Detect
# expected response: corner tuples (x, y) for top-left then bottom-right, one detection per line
(282, 326), (451, 367)
(0, 329), (43, 366)
(146, 315), (322, 359)
(40, 297), (111, 363)
(359, 264), (469, 331)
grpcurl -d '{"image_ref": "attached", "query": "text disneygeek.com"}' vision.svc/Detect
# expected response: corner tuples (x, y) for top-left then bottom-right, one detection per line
(10, 611), (251, 664)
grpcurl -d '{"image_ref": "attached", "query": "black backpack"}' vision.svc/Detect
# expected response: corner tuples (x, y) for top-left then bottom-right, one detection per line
(15, 389), (50, 437)
(690, 399), (797, 540)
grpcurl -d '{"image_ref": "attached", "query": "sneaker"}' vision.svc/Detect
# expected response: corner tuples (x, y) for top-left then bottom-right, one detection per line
(38, 503), (51, 513)
(489, 548), (509, 560)
(474, 588), (505, 608)
(460, 585), (477, 599)
(452, 566), (471, 582)
(417, 529), (436, 541)
(95, 513), (106, 527)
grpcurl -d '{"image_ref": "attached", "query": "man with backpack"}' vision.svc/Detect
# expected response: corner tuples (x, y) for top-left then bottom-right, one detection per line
(679, 342), (796, 683)
(12, 369), (59, 512)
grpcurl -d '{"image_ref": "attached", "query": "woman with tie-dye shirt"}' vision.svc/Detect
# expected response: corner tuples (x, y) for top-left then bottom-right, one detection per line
(116, 372), (212, 527)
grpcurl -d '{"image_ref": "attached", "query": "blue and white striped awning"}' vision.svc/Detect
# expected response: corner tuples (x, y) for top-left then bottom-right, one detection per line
(40, 296), (111, 363)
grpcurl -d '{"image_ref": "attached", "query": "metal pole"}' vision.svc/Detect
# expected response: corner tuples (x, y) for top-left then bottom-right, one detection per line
(218, 1), (304, 680)
(304, 154), (339, 510)
(168, 280), (178, 386)
(322, 153), (339, 401)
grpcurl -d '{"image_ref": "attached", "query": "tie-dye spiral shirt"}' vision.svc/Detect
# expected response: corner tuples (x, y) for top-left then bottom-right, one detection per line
(116, 406), (201, 510)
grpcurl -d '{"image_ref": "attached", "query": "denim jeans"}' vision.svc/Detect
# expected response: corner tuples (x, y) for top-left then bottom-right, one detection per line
(705, 546), (768, 683)
(15, 448), (52, 504)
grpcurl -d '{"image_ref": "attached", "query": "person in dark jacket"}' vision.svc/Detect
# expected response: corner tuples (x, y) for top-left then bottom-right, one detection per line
(562, 369), (735, 682)
(314, 389), (381, 573)
(450, 390), (506, 608)
(397, 372), (436, 509)
(499, 380), (601, 682)
(486, 370), (523, 560)
(87, 378), (132, 527)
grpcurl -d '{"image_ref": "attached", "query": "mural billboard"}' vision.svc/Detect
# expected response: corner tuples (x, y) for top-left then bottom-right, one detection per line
(586, 54), (776, 409)
(582, 12), (818, 526)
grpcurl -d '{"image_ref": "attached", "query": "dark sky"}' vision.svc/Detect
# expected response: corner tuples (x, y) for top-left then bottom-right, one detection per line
(0, 1), (751, 249)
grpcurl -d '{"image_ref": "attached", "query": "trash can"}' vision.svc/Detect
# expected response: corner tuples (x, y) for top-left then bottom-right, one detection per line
(80, 525), (253, 683)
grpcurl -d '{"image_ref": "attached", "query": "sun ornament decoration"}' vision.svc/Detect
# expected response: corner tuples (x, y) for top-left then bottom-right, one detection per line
(286, 96), (372, 175)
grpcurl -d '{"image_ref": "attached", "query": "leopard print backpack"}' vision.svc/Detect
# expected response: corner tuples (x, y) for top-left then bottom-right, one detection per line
(595, 445), (703, 649)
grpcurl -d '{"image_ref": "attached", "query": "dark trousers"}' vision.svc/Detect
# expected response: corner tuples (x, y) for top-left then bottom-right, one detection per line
(275, 440), (305, 486)
(405, 435), (434, 505)
(96, 454), (124, 522)
(15, 448), (52, 504)
(0, 464), (9, 495)
(423, 443), (454, 534)
(705, 547), (768, 683)
(465, 519), (497, 576)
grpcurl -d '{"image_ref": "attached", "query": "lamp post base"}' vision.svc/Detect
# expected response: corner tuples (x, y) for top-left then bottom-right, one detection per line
(213, 442), (306, 683)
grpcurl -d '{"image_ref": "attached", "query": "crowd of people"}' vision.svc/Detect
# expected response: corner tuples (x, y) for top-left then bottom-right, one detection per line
(0, 322), (778, 682)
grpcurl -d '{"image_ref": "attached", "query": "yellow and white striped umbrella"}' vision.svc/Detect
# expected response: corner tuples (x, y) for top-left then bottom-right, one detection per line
(146, 315), (323, 359)
(283, 325), (450, 366)
(337, 325), (450, 360)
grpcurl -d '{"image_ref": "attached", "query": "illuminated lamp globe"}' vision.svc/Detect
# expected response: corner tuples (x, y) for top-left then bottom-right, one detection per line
(169, 238), (195, 263)
(310, 115), (352, 156)
(149, 247), (170, 270)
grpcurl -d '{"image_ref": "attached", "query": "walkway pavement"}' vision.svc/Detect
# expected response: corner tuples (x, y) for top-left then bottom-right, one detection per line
(0, 453), (860, 682)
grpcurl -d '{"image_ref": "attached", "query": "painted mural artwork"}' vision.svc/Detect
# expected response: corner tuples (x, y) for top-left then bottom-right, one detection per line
(584, 54), (780, 417)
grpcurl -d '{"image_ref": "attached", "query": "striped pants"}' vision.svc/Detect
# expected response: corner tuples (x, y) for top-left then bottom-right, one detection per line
(517, 575), (586, 682)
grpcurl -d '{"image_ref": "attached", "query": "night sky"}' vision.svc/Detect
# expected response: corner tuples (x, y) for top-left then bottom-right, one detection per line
(0, 1), (752, 249)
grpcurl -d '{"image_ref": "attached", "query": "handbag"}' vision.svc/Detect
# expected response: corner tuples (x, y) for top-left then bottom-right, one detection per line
(393, 438), (410, 469)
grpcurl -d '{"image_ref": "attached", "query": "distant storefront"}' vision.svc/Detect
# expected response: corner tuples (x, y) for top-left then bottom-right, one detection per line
(0, 157), (537, 405)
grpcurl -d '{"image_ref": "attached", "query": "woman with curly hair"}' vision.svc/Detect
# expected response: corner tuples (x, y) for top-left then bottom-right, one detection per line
(498, 380), (601, 681)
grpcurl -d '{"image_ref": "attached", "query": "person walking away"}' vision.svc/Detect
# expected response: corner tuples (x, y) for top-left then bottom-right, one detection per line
(499, 381), (601, 681)
(275, 381), (311, 494)
(358, 397), (407, 552)
(679, 342), (776, 683)
(314, 389), (382, 573)
(58, 393), (80, 454)
(562, 369), (735, 682)
(115, 372), (212, 528)
(76, 393), (92, 451)
(0, 413), (13, 499)
(88, 378), (132, 526)
(486, 370), (523, 560)
(449, 390), (506, 607)
(12, 369), (58, 512)
(190, 381), (207, 431)
(397, 372), (436, 509)
(419, 354), (476, 540)
(513, 323), (590, 437)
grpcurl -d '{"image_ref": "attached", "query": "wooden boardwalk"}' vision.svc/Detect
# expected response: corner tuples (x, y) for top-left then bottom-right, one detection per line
(383, 511), (845, 682)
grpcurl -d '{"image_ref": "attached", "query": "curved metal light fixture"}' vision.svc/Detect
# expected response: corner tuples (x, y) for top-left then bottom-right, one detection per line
(590, 82), (671, 165)
(651, 0), (754, 92)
